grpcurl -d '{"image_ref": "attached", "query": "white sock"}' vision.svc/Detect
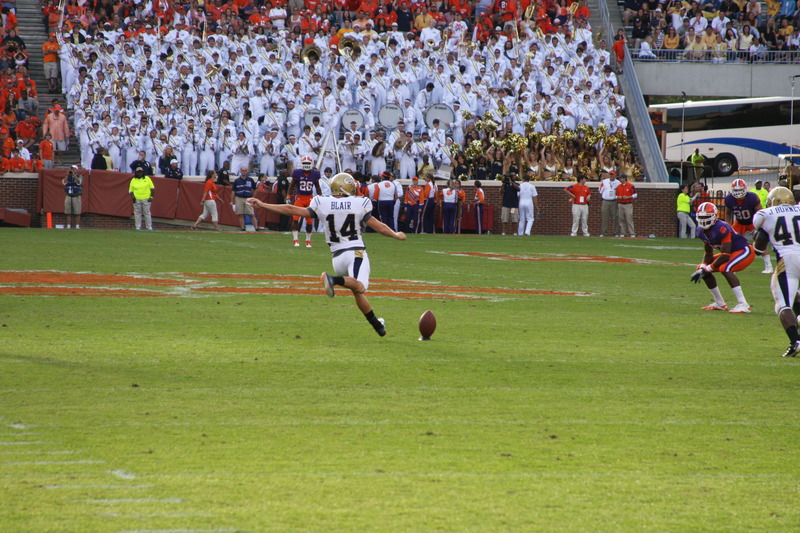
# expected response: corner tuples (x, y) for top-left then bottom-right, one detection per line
(305, 233), (312, 242)
(763, 255), (772, 268)
(710, 287), (725, 306)
(66, 224), (71, 229)
(731, 286), (747, 306)
(292, 231), (298, 241)
(75, 224), (80, 229)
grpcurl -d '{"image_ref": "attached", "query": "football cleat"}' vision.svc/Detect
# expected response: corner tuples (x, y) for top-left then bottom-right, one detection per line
(305, 240), (312, 248)
(320, 272), (335, 298)
(375, 317), (386, 337)
(729, 303), (752, 313)
(762, 267), (774, 274)
(702, 303), (728, 311)
(781, 341), (800, 357)
(293, 239), (299, 247)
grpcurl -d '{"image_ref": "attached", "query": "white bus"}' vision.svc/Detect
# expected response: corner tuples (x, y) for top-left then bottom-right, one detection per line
(648, 97), (800, 177)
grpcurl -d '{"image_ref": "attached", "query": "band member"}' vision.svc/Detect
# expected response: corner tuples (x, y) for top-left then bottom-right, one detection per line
(198, 127), (217, 176)
(395, 131), (419, 181)
(230, 132), (253, 174)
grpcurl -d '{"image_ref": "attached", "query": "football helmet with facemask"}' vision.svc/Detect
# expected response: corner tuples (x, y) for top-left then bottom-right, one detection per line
(696, 201), (718, 229)
(300, 156), (313, 171)
(766, 186), (796, 207)
(731, 179), (747, 199)
(329, 172), (358, 197)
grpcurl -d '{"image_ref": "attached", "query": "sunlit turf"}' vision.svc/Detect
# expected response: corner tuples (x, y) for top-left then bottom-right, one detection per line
(1, 229), (798, 532)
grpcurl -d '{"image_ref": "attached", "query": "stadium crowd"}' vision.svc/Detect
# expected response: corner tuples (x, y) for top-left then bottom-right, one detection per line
(34, 0), (640, 181)
(623, 0), (800, 62)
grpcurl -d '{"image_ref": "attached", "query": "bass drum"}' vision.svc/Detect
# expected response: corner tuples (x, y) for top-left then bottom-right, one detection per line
(341, 108), (364, 129)
(304, 108), (323, 127)
(378, 103), (403, 129)
(424, 103), (455, 130)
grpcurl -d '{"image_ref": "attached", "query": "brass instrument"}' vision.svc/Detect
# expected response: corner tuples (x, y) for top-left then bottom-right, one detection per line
(301, 44), (321, 64)
(338, 35), (361, 59)
(524, 5), (536, 19)
(205, 64), (220, 80)
(568, 2), (579, 14)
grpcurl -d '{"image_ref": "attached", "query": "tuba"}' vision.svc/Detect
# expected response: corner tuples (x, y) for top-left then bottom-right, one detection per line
(338, 35), (361, 58)
(301, 44), (321, 64)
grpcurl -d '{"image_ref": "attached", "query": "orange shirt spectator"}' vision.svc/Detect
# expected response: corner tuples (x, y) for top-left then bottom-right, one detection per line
(7, 153), (27, 172)
(39, 137), (54, 162)
(357, 0), (378, 16)
(26, 157), (43, 172)
(1, 135), (14, 157)
(15, 117), (37, 140)
(42, 37), (60, 63)
(4, 9), (17, 32)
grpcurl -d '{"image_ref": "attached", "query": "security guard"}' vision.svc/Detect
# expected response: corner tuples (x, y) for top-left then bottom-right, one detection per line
(128, 167), (155, 230)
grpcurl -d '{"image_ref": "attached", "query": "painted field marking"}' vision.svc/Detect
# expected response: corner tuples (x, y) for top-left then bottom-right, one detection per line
(433, 250), (688, 266)
(0, 270), (588, 300)
(0, 441), (54, 445)
(110, 469), (138, 480)
(78, 498), (183, 503)
(44, 484), (154, 490)
(151, 470), (792, 480)
(119, 529), (237, 533)
(0, 450), (79, 455)
(3, 460), (106, 465)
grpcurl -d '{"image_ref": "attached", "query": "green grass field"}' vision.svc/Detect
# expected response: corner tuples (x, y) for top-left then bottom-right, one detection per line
(1, 229), (798, 532)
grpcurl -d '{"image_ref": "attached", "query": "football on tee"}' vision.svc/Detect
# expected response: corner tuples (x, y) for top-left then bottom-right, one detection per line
(418, 310), (436, 340)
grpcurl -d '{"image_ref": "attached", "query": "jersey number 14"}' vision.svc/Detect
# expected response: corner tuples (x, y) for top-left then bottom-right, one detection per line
(326, 213), (358, 243)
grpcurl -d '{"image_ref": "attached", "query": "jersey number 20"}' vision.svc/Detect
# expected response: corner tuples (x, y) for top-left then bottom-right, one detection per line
(326, 213), (358, 243)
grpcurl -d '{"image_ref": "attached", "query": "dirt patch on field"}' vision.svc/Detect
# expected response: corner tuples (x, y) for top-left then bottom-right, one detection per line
(0, 270), (590, 300)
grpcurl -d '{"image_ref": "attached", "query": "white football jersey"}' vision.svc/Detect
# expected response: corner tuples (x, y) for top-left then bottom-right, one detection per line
(309, 195), (372, 254)
(753, 204), (800, 258)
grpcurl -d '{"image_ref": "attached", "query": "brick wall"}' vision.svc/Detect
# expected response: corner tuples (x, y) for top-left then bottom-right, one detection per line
(0, 175), (40, 226)
(2, 174), (681, 237)
(454, 180), (679, 237)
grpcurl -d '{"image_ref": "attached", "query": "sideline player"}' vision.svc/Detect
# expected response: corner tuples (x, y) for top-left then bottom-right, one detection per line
(691, 201), (755, 313)
(288, 156), (322, 247)
(753, 187), (800, 357)
(726, 178), (772, 274)
(248, 173), (406, 337)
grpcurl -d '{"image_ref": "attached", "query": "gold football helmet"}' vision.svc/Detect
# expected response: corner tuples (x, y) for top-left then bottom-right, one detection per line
(330, 172), (358, 197)
(767, 186), (796, 207)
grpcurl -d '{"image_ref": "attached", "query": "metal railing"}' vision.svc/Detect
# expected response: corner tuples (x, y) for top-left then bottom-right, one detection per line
(632, 49), (800, 64)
